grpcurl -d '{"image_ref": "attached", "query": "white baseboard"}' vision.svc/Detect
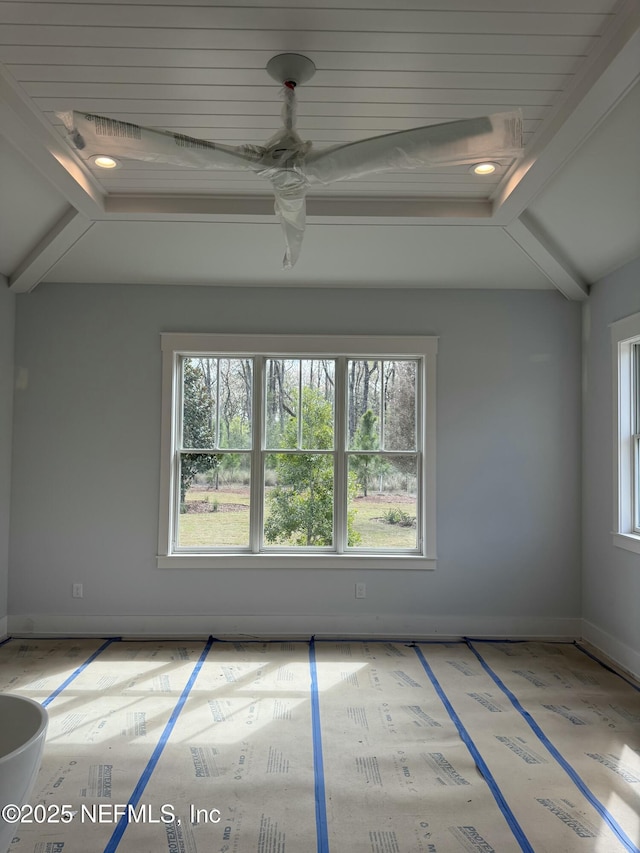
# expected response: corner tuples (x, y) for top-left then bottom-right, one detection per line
(580, 619), (640, 682)
(7, 612), (582, 642)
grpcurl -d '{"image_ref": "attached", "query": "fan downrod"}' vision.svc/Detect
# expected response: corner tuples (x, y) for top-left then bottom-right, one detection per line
(266, 53), (316, 87)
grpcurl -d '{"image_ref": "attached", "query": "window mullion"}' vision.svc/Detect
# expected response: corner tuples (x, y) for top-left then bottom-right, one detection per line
(335, 357), (346, 553)
(214, 358), (221, 449)
(380, 359), (386, 450)
(297, 359), (303, 449)
(251, 356), (264, 553)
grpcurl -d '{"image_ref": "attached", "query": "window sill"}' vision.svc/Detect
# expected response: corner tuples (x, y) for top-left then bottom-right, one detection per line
(612, 532), (640, 555)
(157, 554), (437, 570)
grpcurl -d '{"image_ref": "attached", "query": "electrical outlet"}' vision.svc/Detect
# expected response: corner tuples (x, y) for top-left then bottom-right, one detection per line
(355, 582), (366, 599)
(15, 367), (29, 391)
(72, 583), (83, 599)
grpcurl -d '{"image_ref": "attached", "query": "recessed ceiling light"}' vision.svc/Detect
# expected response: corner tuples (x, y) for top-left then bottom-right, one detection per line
(471, 162), (498, 175)
(92, 155), (120, 169)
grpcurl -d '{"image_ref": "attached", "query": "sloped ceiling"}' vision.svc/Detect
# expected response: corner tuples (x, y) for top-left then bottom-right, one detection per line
(0, 0), (638, 297)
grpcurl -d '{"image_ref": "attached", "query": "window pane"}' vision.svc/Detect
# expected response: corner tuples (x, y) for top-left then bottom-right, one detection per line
(265, 358), (299, 449)
(217, 358), (253, 449)
(634, 345), (640, 533)
(635, 437), (640, 532)
(301, 359), (335, 450)
(383, 360), (417, 451)
(178, 453), (250, 547)
(348, 454), (418, 549)
(347, 359), (382, 448)
(264, 453), (334, 547)
(634, 343), (640, 435)
(182, 357), (216, 449)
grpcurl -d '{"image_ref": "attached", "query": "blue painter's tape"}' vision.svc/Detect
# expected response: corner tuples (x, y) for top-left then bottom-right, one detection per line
(309, 638), (330, 853)
(42, 637), (119, 708)
(574, 642), (640, 692)
(103, 636), (215, 853)
(466, 641), (640, 853)
(413, 644), (534, 853)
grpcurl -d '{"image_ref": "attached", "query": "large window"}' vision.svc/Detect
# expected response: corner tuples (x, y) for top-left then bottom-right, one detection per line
(612, 312), (640, 554)
(158, 334), (437, 569)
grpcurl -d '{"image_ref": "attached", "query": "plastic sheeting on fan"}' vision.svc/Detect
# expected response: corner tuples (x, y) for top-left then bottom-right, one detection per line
(59, 86), (523, 269)
(251, 87), (311, 269)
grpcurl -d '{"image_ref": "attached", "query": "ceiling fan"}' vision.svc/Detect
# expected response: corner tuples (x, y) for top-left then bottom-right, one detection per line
(60, 53), (523, 269)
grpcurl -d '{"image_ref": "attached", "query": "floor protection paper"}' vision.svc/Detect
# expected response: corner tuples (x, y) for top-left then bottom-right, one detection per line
(466, 640), (640, 853)
(3, 639), (211, 852)
(0, 638), (108, 696)
(314, 640), (526, 853)
(112, 640), (319, 853)
(0, 638), (639, 853)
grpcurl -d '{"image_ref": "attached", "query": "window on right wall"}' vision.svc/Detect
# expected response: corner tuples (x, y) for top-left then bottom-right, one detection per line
(612, 310), (640, 553)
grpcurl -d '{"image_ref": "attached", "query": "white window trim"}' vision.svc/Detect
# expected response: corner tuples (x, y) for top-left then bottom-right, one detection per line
(611, 311), (640, 555)
(157, 333), (438, 570)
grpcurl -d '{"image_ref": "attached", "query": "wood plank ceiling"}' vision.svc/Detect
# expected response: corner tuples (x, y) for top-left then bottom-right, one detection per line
(0, 0), (638, 293)
(0, 0), (621, 197)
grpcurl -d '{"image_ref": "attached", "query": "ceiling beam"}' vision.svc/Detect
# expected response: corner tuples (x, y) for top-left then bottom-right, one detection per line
(9, 208), (93, 293)
(104, 193), (493, 223)
(0, 65), (105, 219)
(493, 0), (640, 224)
(505, 214), (588, 301)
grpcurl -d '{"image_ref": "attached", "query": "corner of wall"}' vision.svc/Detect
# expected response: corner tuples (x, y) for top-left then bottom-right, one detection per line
(580, 619), (640, 682)
(0, 281), (16, 626)
(581, 256), (640, 675)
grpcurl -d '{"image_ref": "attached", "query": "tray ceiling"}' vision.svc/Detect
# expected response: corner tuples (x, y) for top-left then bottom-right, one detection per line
(0, 0), (638, 295)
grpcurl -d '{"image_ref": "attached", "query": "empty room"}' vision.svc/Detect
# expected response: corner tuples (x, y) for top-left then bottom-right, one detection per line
(1, 1), (639, 851)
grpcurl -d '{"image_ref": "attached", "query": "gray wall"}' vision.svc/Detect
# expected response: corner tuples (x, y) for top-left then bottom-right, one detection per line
(8, 283), (582, 638)
(0, 282), (15, 632)
(582, 257), (640, 673)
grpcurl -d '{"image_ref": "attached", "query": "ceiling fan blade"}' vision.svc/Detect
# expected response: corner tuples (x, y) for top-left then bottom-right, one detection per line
(59, 111), (265, 171)
(304, 110), (523, 184)
(273, 188), (306, 270)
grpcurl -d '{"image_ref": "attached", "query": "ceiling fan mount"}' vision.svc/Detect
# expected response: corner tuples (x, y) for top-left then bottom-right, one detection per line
(266, 53), (316, 87)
